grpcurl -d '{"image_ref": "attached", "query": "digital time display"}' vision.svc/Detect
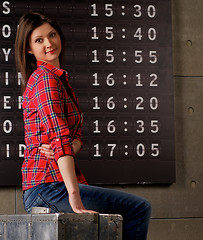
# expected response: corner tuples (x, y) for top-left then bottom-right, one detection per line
(0, 0), (175, 185)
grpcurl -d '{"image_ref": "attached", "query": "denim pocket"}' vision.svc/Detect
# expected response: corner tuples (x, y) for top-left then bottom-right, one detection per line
(37, 193), (59, 213)
(49, 182), (64, 193)
(23, 186), (39, 212)
(24, 183), (67, 213)
(23, 185), (59, 213)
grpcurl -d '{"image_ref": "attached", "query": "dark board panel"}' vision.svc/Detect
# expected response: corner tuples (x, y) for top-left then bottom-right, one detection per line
(0, 0), (175, 185)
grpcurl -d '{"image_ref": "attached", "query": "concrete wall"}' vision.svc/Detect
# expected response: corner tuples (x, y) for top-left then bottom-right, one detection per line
(0, 0), (203, 239)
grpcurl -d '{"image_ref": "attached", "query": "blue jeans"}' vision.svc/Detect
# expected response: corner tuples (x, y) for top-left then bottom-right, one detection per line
(23, 182), (151, 240)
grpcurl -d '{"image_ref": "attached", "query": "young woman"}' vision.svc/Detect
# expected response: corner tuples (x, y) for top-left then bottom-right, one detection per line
(15, 11), (151, 240)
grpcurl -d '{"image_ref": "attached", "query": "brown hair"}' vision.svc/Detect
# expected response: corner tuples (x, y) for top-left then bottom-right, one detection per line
(15, 11), (65, 93)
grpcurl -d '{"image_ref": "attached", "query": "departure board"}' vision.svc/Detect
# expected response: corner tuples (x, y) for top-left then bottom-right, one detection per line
(0, 0), (175, 185)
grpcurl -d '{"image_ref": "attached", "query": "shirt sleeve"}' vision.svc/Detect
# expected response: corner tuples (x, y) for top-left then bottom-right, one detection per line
(73, 111), (83, 151)
(73, 127), (83, 153)
(33, 72), (75, 161)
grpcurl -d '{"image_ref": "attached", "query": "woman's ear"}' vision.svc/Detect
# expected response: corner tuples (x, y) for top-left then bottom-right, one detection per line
(27, 47), (33, 54)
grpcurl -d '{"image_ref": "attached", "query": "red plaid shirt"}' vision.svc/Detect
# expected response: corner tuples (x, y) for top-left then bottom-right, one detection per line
(22, 61), (87, 190)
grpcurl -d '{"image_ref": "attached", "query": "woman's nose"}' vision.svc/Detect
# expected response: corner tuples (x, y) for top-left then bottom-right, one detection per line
(45, 38), (52, 48)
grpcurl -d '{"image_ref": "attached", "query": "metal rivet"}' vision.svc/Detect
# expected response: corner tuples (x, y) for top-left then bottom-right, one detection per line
(186, 40), (192, 47)
(191, 181), (196, 189)
(188, 107), (194, 114)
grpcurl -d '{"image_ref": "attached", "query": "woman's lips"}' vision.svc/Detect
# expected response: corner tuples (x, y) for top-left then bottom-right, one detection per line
(46, 49), (56, 54)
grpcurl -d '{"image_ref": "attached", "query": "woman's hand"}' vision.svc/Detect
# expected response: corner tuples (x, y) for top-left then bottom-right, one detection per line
(69, 192), (97, 214)
(39, 144), (54, 159)
(39, 139), (82, 159)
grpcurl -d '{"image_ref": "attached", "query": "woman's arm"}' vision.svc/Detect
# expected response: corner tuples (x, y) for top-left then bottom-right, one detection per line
(40, 142), (96, 213)
(58, 155), (96, 213)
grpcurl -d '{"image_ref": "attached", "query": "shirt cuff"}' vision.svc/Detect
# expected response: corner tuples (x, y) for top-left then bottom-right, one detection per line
(51, 137), (75, 161)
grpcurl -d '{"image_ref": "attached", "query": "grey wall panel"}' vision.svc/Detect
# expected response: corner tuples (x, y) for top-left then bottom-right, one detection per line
(148, 218), (203, 240)
(172, 0), (203, 76)
(0, 188), (15, 215)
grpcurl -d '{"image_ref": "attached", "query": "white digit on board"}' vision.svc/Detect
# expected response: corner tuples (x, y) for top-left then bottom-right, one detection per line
(105, 4), (113, 17)
(135, 73), (143, 87)
(106, 50), (114, 63)
(150, 73), (158, 87)
(93, 120), (101, 133)
(134, 27), (142, 40)
(151, 120), (159, 133)
(93, 96), (100, 109)
(147, 5), (156, 18)
(149, 51), (157, 64)
(107, 120), (116, 133)
(91, 26), (99, 39)
(91, 4), (98, 16)
(134, 5), (142, 17)
(136, 97), (144, 110)
(92, 73), (100, 86)
(137, 144), (145, 157)
(151, 143), (159, 157)
(135, 50), (143, 63)
(136, 120), (145, 133)
(94, 144), (101, 157)
(148, 28), (156, 41)
(106, 27), (114, 40)
(107, 96), (115, 110)
(150, 97), (158, 110)
(92, 50), (99, 62)
(108, 143), (116, 157)
(106, 73), (115, 86)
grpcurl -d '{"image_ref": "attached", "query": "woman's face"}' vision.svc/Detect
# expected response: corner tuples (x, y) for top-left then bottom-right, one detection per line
(28, 23), (62, 68)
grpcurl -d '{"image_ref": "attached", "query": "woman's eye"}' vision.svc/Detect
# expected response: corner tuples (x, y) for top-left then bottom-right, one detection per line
(35, 38), (42, 43)
(50, 32), (56, 37)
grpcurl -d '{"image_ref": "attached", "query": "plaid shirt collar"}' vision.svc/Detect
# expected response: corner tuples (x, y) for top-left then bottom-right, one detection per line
(37, 61), (66, 78)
